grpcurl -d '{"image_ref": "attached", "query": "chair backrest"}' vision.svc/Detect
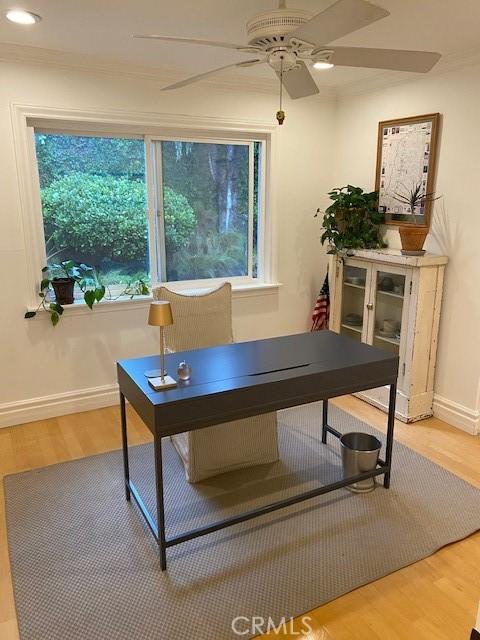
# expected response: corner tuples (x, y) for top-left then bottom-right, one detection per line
(153, 283), (233, 352)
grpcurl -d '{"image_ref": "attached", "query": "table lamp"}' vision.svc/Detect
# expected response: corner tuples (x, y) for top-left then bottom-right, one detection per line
(146, 301), (177, 389)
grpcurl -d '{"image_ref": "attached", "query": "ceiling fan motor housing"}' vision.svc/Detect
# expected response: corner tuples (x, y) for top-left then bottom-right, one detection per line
(246, 9), (313, 47)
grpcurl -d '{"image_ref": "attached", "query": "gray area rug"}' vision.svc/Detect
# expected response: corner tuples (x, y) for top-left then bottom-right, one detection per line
(5, 403), (480, 640)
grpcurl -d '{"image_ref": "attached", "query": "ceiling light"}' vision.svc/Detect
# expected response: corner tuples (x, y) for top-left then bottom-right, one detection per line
(313, 60), (334, 70)
(4, 9), (42, 24)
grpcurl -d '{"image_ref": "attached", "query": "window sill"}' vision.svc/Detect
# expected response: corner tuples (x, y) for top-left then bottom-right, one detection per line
(234, 281), (282, 298)
(164, 282), (282, 299)
(29, 295), (153, 318)
(29, 282), (282, 318)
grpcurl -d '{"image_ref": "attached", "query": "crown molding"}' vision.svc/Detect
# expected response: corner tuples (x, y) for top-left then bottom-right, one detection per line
(0, 41), (279, 94)
(336, 45), (480, 98)
(0, 41), (336, 99)
(2, 39), (480, 101)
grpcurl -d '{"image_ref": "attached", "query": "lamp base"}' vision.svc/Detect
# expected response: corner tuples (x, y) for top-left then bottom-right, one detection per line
(147, 375), (177, 391)
(144, 369), (164, 378)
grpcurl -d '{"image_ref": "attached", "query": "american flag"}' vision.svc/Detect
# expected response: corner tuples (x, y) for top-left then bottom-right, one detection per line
(311, 274), (330, 331)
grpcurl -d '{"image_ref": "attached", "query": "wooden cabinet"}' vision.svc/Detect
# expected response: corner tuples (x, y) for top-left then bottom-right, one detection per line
(329, 249), (448, 422)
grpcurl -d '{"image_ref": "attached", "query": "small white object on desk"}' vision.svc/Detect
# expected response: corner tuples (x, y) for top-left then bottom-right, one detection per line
(148, 375), (177, 391)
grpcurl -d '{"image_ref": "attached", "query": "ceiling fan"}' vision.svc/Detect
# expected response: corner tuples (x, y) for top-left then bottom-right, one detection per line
(134, 0), (441, 123)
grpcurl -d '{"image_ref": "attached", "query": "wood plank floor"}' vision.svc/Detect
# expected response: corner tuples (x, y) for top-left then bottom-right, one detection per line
(1, 396), (479, 640)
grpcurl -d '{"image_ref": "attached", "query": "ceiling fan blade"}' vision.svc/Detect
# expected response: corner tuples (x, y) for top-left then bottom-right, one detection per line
(330, 46), (441, 72)
(291, 0), (389, 46)
(161, 59), (264, 91)
(276, 60), (319, 100)
(133, 34), (259, 53)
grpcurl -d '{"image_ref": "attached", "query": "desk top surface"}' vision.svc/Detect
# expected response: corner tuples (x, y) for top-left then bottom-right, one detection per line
(117, 331), (398, 408)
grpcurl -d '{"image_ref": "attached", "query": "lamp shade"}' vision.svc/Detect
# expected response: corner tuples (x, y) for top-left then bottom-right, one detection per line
(148, 301), (173, 327)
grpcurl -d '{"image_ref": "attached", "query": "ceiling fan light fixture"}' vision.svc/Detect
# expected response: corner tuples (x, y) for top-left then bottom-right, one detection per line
(313, 49), (334, 70)
(4, 8), (41, 24)
(313, 60), (334, 70)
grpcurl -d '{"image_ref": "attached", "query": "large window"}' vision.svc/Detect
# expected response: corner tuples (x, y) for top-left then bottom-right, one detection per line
(33, 130), (265, 289)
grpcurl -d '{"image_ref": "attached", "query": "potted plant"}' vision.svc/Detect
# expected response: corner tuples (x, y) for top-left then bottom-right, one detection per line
(317, 185), (386, 255)
(45, 260), (80, 305)
(391, 182), (441, 255)
(25, 260), (149, 326)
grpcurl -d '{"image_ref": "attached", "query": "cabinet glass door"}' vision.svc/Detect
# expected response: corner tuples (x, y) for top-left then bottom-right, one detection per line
(372, 270), (406, 355)
(340, 264), (368, 342)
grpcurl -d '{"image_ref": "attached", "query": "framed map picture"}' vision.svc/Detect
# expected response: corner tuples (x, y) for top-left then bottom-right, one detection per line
(375, 113), (440, 226)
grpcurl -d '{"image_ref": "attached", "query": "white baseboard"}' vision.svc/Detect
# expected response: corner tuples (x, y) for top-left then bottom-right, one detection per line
(0, 384), (119, 428)
(1, 384), (479, 436)
(433, 394), (480, 435)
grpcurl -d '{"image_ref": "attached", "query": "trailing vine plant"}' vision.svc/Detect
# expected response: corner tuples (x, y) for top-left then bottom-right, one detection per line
(25, 261), (150, 326)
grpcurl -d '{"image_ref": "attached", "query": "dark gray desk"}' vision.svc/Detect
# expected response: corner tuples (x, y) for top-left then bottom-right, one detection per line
(117, 330), (398, 570)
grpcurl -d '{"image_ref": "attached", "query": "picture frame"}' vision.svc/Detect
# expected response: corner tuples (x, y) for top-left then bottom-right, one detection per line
(375, 113), (440, 227)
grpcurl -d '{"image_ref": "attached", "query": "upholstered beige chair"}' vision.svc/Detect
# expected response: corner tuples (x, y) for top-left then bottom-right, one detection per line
(153, 283), (279, 482)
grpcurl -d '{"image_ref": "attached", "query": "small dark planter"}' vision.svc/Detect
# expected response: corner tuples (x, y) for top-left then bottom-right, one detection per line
(52, 278), (75, 305)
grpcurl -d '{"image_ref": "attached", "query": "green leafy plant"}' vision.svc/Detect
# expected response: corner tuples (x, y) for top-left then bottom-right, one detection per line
(391, 182), (441, 225)
(317, 185), (386, 254)
(25, 260), (149, 326)
(167, 230), (247, 280)
(163, 186), (197, 250)
(41, 174), (196, 263)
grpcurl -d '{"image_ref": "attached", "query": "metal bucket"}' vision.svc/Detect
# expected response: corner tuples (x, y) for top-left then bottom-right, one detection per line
(340, 432), (382, 493)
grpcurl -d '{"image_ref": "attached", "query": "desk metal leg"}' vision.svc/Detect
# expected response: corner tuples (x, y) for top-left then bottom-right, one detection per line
(154, 435), (167, 570)
(120, 392), (130, 501)
(322, 400), (328, 444)
(384, 383), (397, 488)
(120, 380), (396, 570)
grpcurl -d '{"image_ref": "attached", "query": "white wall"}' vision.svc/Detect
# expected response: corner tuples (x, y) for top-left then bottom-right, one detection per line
(2, 57), (478, 432)
(0, 60), (334, 426)
(332, 65), (480, 431)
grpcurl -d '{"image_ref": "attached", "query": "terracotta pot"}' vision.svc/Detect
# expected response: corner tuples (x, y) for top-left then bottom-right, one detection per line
(52, 278), (75, 305)
(399, 226), (429, 254)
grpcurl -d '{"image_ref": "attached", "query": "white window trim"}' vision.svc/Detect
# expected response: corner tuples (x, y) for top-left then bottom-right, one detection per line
(12, 104), (279, 309)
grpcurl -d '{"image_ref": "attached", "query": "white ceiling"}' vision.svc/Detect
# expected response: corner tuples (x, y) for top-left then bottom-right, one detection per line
(1, 0), (480, 93)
